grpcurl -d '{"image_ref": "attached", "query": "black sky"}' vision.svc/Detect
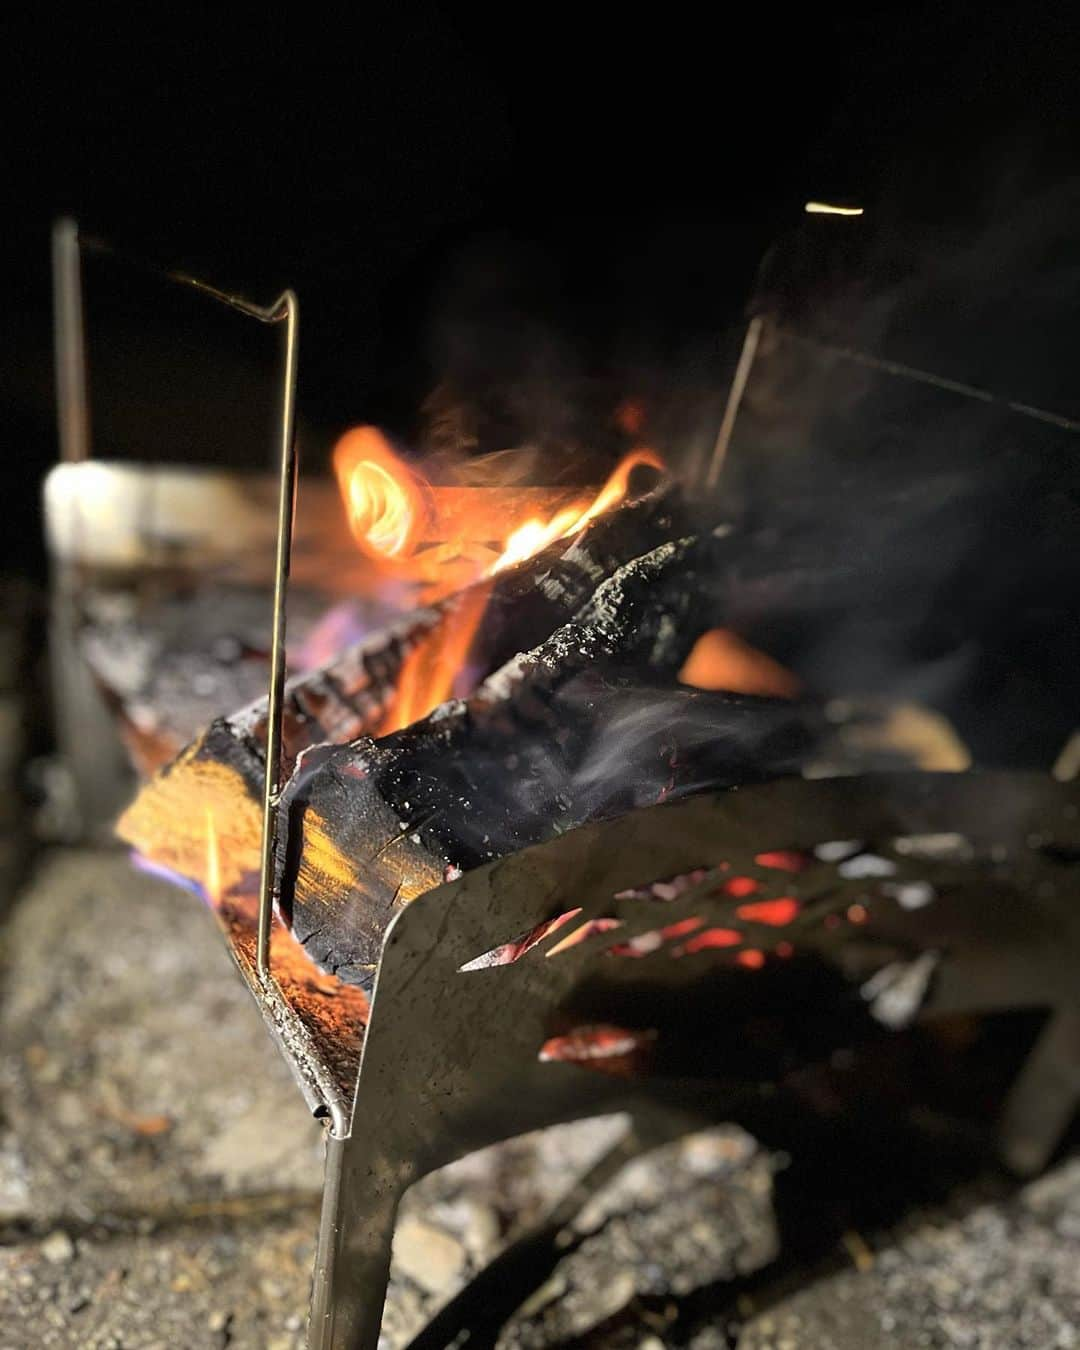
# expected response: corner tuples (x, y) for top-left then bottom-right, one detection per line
(2, 4), (1079, 572)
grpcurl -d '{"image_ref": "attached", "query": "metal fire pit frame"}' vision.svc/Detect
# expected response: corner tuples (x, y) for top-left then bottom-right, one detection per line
(53, 228), (1080, 1350)
(308, 769), (1080, 1349)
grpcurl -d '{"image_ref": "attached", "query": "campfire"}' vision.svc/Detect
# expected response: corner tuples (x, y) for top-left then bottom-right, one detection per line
(44, 232), (1080, 1350)
(114, 418), (822, 1000)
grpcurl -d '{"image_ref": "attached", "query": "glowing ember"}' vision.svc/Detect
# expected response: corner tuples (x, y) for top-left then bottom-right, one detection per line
(606, 916), (704, 958)
(735, 897), (801, 926)
(615, 868), (710, 903)
(660, 916), (707, 941)
(677, 927), (742, 955)
(754, 849), (812, 873)
(539, 1023), (656, 1069)
(718, 875), (760, 898)
(545, 916), (623, 957)
(737, 949), (766, 969)
(459, 909), (582, 971)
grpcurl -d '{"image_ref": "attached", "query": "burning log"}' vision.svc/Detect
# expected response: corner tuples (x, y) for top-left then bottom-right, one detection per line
(117, 484), (689, 893)
(275, 538), (819, 987)
(331, 426), (664, 574)
(110, 605), (450, 895)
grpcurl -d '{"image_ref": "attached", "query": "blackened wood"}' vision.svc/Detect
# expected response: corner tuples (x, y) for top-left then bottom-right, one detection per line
(112, 606), (449, 895)
(117, 484), (690, 894)
(279, 537), (818, 987)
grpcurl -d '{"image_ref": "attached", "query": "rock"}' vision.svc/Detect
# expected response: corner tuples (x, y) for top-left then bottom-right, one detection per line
(498, 1127), (778, 1348)
(0, 1129), (31, 1220)
(41, 1230), (75, 1264)
(393, 1216), (467, 1296)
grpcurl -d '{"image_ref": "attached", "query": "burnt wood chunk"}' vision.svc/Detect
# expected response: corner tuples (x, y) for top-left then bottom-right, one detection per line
(115, 605), (446, 894)
(117, 484), (688, 893)
(277, 538), (818, 987)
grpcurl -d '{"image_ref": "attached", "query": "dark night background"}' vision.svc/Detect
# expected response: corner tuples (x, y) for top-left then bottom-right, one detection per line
(1, 5), (1078, 759)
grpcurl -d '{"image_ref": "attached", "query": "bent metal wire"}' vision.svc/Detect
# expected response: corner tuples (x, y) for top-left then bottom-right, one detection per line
(51, 219), (297, 980)
(53, 226), (1080, 1350)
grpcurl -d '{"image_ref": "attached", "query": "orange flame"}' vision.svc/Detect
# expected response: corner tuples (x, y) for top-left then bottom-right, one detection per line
(333, 426), (663, 583)
(333, 430), (665, 734)
(378, 583), (492, 735)
(204, 807), (221, 905)
(333, 427), (429, 561)
(678, 629), (801, 699)
(492, 449), (664, 573)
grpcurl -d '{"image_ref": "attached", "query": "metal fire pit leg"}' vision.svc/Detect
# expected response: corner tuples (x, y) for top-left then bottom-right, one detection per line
(309, 1097), (708, 1350)
(310, 1132), (412, 1350)
(997, 1003), (1080, 1176)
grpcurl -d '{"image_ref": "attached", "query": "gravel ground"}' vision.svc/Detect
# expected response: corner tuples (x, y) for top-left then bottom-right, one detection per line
(0, 847), (776, 1347)
(0, 1211), (316, 1350)
(736, 1162), (1080, 1350)
(0, 845), (1076, 1348)
(0, 849), (325, 1223)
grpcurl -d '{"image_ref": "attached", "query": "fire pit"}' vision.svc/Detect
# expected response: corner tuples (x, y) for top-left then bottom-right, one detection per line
(44, 225), (1080, 1350)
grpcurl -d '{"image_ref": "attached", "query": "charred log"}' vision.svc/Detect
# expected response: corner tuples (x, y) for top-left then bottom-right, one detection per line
(117, 484), (690, 891)
(276, 538), (819, 986)
(110, 605), (450, 892)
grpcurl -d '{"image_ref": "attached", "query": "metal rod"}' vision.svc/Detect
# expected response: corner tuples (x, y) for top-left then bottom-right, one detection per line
(256, 291), (300, 976)
(703, 317), (1080, 493)
(778, 327), (1080, 435)
(51, 222), (300, 980)
(705, 315), (763, 489)
(52, 219), (91, 462)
